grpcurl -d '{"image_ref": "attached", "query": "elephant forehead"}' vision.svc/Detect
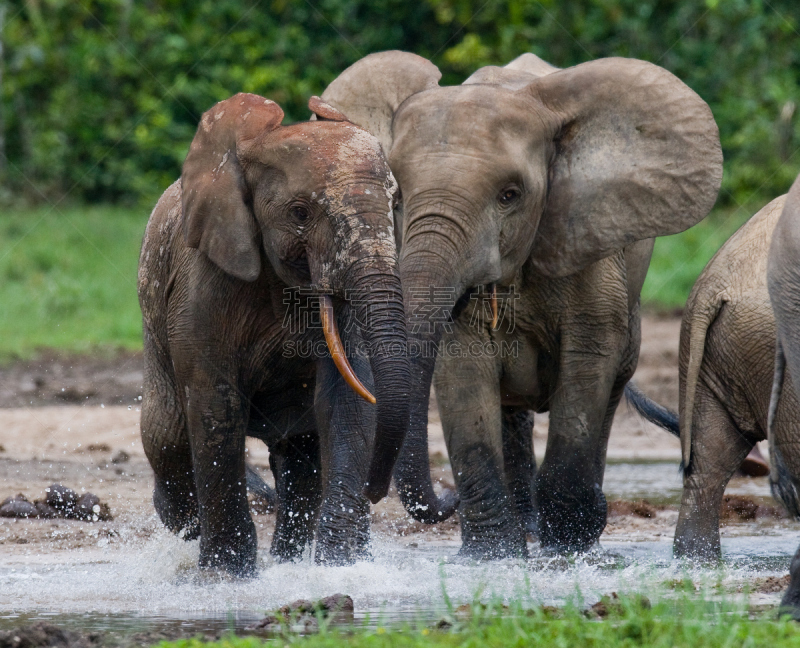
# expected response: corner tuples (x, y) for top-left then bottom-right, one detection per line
(392, 85), (546, 158)
(261, 121), (388, 178)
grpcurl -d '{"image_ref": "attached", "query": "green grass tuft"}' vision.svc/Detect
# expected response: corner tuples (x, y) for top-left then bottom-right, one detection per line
(0, 204), (148, 359)
(153, 595), (800, 648)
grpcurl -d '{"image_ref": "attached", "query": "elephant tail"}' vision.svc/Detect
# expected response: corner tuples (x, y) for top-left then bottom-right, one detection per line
(768, 341), (800, 518)
(680, 293), (724, 476)
(624, 382), (679, 438)
(245, 464), (277, 512)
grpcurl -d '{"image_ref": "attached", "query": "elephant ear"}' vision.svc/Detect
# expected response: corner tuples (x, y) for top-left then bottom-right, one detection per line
(182, 93), (284, 281)
(527, 58), (723, 277)
(505, 52), (560, 77)
(465, 53), (559, 90)
(320, 51), (441, 153)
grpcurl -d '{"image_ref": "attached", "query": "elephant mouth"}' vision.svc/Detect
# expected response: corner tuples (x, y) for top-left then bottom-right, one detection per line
(449, 284), (498, 327)
(285, 252), (311, 281)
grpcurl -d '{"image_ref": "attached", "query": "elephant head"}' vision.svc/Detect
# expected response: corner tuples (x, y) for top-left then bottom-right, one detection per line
(181, 93), (409, 503)
(320, 52), (723, 522)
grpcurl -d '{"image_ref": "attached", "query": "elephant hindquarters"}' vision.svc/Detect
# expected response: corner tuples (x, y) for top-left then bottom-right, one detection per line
(674, 380), (754, 561)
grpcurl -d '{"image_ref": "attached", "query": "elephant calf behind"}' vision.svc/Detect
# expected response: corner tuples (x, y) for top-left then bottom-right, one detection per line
(138, 93), (409, 575)
(629, 194), (800, 562)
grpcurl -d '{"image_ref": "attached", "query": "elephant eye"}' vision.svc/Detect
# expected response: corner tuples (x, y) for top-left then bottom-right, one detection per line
(290, 205), (310, 222)
(498, 186), (522, 207)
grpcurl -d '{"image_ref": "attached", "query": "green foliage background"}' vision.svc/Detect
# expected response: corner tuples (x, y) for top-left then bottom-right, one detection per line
(2, 0), (799, 208)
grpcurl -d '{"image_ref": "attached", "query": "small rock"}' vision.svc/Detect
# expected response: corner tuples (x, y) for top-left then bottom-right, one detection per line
(247, 594), (353, 633)
(87, 443), (111, 453)
(0, 495), (38, 518)
(111, 450), (130, 464)
(587, 592), (650, 618)
(55, 386), (96, 402)
(608, 499), (660, 518)
(34, 500), (59, 519)
(720, 495), (784, 521)
(0, 622), (96, 648)
(74, 493), (113, 522)
(46, 484), (78, 515)
(0, 444), (5, 452)
(755, 574), (792, 594)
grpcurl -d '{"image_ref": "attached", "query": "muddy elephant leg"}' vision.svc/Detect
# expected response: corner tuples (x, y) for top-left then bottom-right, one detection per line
(140, 329), (198, 538)
(175, 357), (256, 576)
(314, 350), (373, 564)
(674, 382), (753, 562)
(434, 324), (526, 559)
(269, 432), (322, 562)
(535, 302), (634, 553)
(502, 408), (537, 536)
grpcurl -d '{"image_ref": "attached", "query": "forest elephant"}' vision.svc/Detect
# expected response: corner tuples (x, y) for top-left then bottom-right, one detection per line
(627, 195), (800, 562)
(319, 51), (723, 558)
(138, 93), (409, 575)
(767, 174), (800, 618)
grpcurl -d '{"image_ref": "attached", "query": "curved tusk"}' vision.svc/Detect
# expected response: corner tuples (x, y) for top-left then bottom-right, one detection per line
(490, 283), (499, 330)
(319, 295), (376, 405)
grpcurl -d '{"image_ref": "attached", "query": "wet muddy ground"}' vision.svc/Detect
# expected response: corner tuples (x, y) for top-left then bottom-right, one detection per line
(1, 314), (798, 640)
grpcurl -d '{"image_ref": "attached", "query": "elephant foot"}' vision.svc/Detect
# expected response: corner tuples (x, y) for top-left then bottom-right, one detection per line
(672, 532), (721, 564)
(458, 537), (527, 561)
(314, 496), (371, 565)
(535, 483), (606, 554)
(457, 516), (528, 560)
(153, 480), (199, 540)
(779, 545), (800, 619)
(270, 533), (311, 563)
(199, 524), (258, 577)
(315, 540), (371, 565)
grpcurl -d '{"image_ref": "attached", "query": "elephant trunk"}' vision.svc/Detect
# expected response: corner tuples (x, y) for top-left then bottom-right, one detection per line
(347, 259), (411, 504)
(394, 248), (462, 523)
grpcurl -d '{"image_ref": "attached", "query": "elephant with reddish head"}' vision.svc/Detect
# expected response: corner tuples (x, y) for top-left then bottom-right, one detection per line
(138, 93), (409, 575)
(320, 51), (722, 557)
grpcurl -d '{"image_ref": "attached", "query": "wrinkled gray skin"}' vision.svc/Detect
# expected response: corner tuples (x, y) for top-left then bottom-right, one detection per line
(767, 175), (800, 618)
(321, 52), (723, 557)
(138, 93), (409, 575)
(628, 196), (800, 562)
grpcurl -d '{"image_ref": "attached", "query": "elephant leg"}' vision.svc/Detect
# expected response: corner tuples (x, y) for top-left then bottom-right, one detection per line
(177, 359), (256, 576)
(674, 382), (753, 562)
(269, 433), (322, 562)
(314, 352), (373, 565)
(434, 326), (526, 559)
(535, 299), (633, 553)
(502, 407), (537, 536)
(780, 544), (800, 620)
(140, 329), (198, 538)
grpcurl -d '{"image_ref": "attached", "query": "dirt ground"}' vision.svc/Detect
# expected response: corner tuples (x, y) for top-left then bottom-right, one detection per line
(0, 314), (714, 555)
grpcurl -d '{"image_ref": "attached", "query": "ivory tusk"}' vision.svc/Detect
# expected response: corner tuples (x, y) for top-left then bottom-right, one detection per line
(319, 295), (377, 405)
(490, 283), (499, 330)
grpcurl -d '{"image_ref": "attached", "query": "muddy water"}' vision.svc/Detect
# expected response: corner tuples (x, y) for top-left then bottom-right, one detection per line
(2, 462), (798, 634)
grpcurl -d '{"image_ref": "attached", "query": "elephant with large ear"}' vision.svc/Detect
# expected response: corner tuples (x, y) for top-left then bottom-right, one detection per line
(767, 173), (800, 618)
(138, 93), (409, 575)
(626, 195), (800, 562)
(320, 51), (722, 557)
